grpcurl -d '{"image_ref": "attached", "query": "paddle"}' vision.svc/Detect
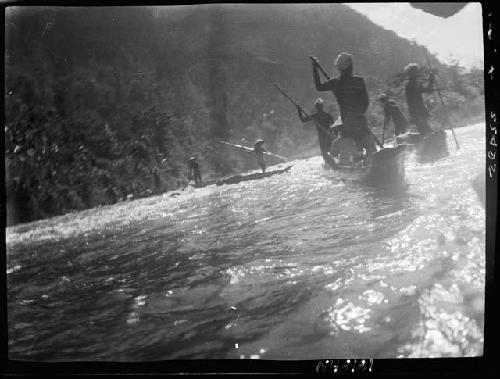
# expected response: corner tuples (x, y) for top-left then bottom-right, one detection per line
(381, 115), (388, 148)
(220, 141), (288, 162)
(424, 50), (460, 150)
(309, 56), (383, 149)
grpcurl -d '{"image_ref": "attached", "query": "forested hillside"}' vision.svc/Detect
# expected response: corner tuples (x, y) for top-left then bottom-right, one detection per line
(5, 5), (484, 225)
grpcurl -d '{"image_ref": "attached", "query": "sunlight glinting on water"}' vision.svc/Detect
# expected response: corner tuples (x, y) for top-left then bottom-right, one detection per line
(7, 123), (485, 360)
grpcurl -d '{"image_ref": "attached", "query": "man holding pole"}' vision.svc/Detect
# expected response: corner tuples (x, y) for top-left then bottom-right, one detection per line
(310, 52), (377, 166)
(404, 63), (435, 137)
(296, 98), (334, 164)
(273, 83), (335, 165)
(249, 140), (269, 173)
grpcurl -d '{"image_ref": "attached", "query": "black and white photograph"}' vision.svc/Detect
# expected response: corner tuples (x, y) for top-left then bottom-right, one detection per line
(5, 2), (487, 364)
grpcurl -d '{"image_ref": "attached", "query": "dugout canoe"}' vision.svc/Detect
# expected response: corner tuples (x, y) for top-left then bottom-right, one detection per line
(215, 165), (293, 186)
(396, 130), (449, 163)
(325, 145), (407, 188)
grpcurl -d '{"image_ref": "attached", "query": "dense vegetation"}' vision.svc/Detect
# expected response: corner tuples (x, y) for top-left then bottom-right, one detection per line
(5, 5), (484, 225)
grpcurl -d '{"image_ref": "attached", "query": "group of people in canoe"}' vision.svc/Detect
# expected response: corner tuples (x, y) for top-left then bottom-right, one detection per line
(185, 52), (440, 187)
(299, 52), (438, 168)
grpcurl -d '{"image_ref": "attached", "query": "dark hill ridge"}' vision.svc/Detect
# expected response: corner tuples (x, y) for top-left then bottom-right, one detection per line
(148, 3), (451, 129)
(5, 5), (484, 225)
(156, 3), (439, 78)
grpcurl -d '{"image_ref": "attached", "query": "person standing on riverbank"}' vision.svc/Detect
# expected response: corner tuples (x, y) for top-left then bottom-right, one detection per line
(311, 52), (377, 166)
(297, 98), (334, 164)
(404, 63), (435, 137)
(188, 157), (202, 187)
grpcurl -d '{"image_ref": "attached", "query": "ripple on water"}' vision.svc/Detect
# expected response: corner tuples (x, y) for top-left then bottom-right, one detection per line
(359, 289), (385, 305)
(326, 298), (372, 334)
(397, 283), (484, 358)
(7, 265), (22, 274)
(6, 124), (486, 360)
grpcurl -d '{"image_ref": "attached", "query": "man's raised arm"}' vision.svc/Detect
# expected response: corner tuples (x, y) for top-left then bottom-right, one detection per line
(312, 60), (332, 91)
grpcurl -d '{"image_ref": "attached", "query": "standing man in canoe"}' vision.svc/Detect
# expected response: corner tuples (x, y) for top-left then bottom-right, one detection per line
(188, 156), (203, 188)
(404, 63), (435, 137)
(378, 93), (408, 136)
(296, 98), (334, 164)
(249, 140), (269, 173)
(311, 52), (377, 166)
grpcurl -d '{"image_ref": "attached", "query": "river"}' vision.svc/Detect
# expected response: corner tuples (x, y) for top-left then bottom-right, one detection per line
(6, 122), (485, 361)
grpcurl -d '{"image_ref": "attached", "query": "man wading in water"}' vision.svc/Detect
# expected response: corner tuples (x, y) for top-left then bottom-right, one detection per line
(249, 140), (269, 173)
(378, 93), (408, 137)
(188, 157), (202, 187)
(404, 63), (435, 137)
(311, 52), (377, 166)
(297, 98), (334, 165)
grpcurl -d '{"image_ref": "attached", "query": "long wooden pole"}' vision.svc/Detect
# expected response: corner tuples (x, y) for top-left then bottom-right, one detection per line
(273, 83), (310, 117)
(220, 141), (288, 162)
(381, 115), (387, 147)
(425, 51), (460, 150)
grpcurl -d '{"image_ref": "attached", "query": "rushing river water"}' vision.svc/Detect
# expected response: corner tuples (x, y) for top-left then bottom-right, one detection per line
(7, 123), (485, 361)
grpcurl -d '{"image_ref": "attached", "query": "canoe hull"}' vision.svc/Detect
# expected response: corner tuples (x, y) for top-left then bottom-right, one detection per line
(396, 130), (449, 163)
(365, 145), (407, 187)
(216, 165), (293, 186)
(326, 145), (407, 188)
(416, 130), (449, 163)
